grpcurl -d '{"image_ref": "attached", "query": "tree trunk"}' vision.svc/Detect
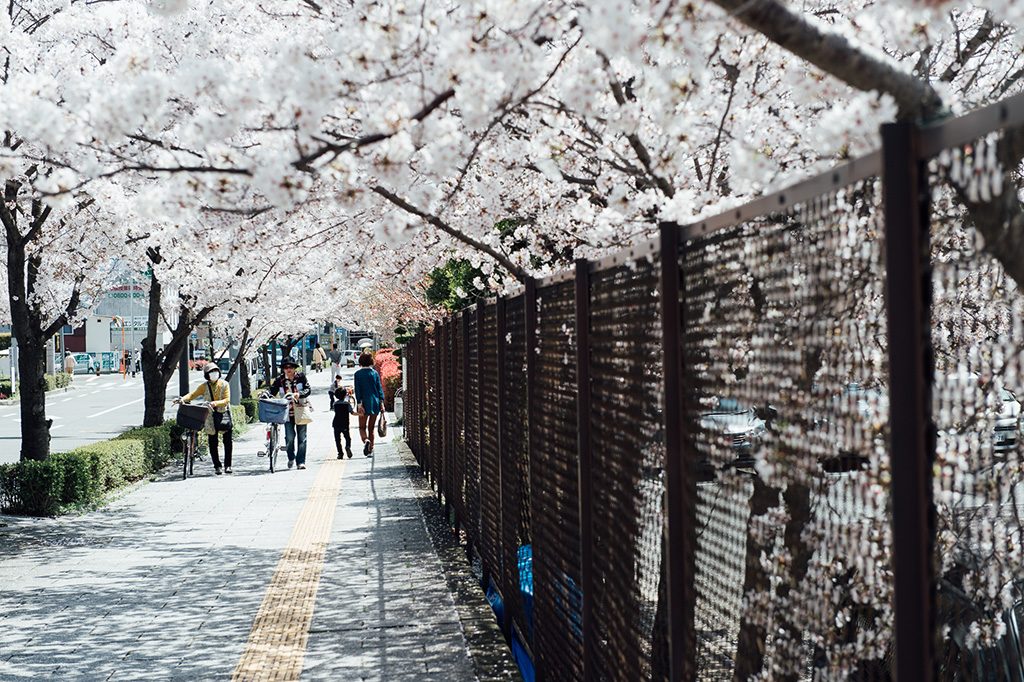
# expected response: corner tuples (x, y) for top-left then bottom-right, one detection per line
(141, 354), (169, 427)
(139, 263), (212, 427)
(240, 357), (252, 398)
(4, 199), (53, 461)
(16, 334), (50, 461)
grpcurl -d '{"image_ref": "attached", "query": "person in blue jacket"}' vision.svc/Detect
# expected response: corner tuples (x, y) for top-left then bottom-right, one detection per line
(353, 352), (385, 456)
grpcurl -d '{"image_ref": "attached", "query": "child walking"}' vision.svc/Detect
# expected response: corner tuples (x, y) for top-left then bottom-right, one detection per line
(332, 385), (355, 459)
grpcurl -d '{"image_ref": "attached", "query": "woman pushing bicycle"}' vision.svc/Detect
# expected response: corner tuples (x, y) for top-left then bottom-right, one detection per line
(177, 362), (234, 475)
(267, 357), (312, 469)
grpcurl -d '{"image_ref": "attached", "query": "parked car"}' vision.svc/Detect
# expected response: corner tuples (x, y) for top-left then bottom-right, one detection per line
(343, 349), (361, 367)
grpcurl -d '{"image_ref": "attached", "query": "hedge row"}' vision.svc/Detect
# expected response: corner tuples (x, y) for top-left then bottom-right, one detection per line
(0, 431), (158, 516)
(0, 404), (251, 516)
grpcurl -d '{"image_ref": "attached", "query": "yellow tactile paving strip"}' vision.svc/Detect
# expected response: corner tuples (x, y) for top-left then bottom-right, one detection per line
(232, 459), (347, 682)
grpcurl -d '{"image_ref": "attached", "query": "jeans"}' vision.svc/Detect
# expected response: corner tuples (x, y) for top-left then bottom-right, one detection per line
(208, 430), (233, 469)
(284, 421), (307, 465)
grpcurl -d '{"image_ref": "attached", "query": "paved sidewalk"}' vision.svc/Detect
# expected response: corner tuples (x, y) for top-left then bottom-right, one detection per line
(0, 373), (478, 681)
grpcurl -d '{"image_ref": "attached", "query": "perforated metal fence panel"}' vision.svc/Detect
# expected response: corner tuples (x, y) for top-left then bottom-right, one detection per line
(465, 310), (481, 550)
(928, 133), (1024, 679)
(500, 294), (531, 647)
(453, 315), (467, 525)
(479, 303), (502, 583)
(530, 280), (585, 681)
(587, 257), (667, 681)
(399, 94), (1024, 682)
(682, 180), (892, 680)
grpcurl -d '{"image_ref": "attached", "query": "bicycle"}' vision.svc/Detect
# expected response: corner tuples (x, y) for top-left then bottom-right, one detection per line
(257, 393), (290, 473)
(174, 399), (209, 480)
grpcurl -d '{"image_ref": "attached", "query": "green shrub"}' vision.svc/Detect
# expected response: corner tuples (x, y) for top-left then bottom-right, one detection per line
(0, 333), (10, 351)
(118, 422), (175, 471)
(50, 451), (103, 506)
(240, 397), (258, 423)
(51, 440), (147, 509)
(0, 460), (65, 516)
(229, 404), (247, 437)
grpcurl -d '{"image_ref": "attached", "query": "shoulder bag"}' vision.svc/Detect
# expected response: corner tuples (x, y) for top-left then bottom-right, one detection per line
(294, 399), (314, 425)
(208, 381), (232, 432)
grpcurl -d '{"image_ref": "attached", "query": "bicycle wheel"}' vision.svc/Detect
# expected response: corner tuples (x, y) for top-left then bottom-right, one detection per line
(269, 426), (279, 473)
(189, 432), (196, 476)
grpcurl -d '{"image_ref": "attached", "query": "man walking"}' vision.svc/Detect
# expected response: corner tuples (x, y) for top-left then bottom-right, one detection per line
(63, 352), (76, 382)
(328, 343), (343, 378)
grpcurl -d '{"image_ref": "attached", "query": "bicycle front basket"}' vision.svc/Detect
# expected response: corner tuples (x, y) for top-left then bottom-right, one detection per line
(176, 403), (209, 431)
(258, 398), (290, 424)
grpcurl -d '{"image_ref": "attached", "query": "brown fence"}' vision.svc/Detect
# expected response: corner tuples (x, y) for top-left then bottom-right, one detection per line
(403, 92), (1024, 681)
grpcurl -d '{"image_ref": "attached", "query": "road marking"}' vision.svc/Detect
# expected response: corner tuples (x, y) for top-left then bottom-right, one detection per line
(51, 424), (64, 430)
(89, 397), (145, 419)
(232, 459), (347, 681)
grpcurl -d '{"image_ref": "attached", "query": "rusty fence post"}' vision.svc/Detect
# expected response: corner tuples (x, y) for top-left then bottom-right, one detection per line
(882, 121), (936, 680)
(658, 223), (698, 681)
(574, 259), (595, 682)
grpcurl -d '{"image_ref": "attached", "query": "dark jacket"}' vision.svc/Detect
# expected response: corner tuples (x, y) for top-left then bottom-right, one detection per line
(332, 397), (355, 427)
(269, 372), (311, 415)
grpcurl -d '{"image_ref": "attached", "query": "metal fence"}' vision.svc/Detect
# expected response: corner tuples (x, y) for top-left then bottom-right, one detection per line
(404, 91), (1024, 681)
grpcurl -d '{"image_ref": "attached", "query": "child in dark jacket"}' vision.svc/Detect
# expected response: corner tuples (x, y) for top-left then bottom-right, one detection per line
(332, 385), (356, 459)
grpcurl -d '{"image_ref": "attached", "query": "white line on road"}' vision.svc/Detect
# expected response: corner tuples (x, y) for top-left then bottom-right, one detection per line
(89, 397), (145, 419)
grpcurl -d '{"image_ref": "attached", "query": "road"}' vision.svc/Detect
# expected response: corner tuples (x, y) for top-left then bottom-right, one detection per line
(0, 366), (359, 464)
(0, 373), (179, 464)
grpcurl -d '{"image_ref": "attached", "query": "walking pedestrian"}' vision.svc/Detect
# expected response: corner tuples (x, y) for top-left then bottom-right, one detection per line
(178, 362), (234, 475)
(354, 352), (385, 456)
(63, 352), (76, 382)
(312, 343), (327, 373)
(332, 385), (355, 458)
(268, 357), (311, 469)
(328, 343), (343, 378)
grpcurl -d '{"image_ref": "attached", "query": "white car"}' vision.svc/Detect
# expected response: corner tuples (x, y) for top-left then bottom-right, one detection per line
(342, 350), (361, 367)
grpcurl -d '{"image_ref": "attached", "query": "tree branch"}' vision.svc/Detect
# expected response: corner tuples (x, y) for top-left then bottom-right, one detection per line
(371, 184), (528, 282)
(706, 0), (945, 121)
(940, 12), (994, 83)
(598, 52), (676, 197)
